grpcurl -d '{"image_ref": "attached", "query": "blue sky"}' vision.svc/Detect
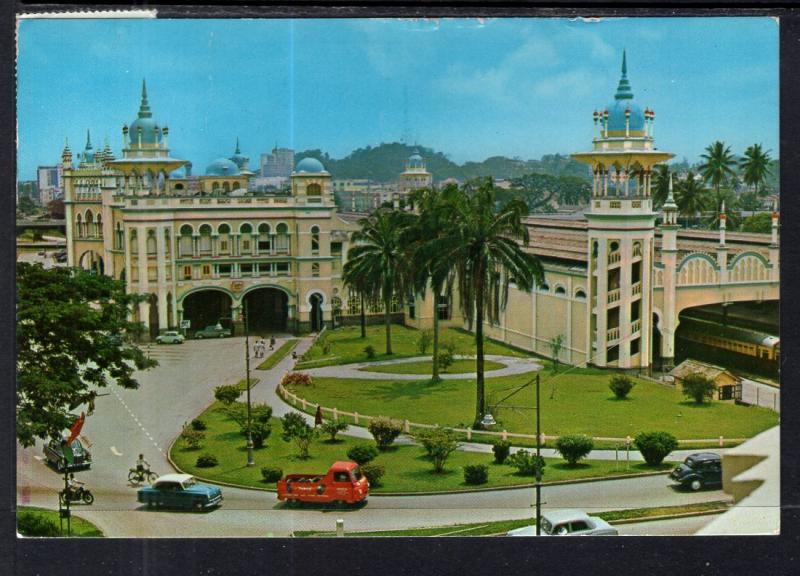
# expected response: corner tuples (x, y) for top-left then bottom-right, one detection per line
(17, 17), (778, 180)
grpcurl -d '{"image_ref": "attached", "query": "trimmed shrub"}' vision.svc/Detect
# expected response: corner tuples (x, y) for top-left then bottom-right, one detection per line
(463, 464), (490, 485)
(214, 384), (241, 405)
(415, 427), (459, 473)
(360, 464), (385, 487)
(347, 444), (379, 465)
(681, 372), (716, 404)
(190, 418), (207, 431)
(196, 453), (218, 468)
(181, 428), (205, 450)
(492, 440), (511, 464)
(368, 417), (403, 450)
(608, 374), (636, 399)
(260, 466), (283, 483)
(554, 434), (594, 466)
(17, 511), (60, 537)
(320, 419), (349, 442)
(364, 345), (376, 359)
(281, 372), (313, 387)
(507, 449), (546, 477)
(634, 431), (679, 466)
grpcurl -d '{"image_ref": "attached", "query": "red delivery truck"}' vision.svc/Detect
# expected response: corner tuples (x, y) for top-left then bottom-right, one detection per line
(277, 461), (369, 506)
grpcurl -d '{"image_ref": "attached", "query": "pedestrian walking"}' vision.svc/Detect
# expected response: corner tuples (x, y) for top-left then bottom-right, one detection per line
(314, 405), (323, 427)
(270, 335), (276, 350)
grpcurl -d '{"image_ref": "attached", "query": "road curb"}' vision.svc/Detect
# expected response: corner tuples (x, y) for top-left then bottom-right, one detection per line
(607, 507), (728, 525)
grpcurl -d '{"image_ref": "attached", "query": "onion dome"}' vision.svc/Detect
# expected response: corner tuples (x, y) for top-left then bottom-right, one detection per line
(82, 130), (95, 163)
(605, 50), (646, 133)
(129, 79), (162, 146)
(295, 157), (326, 174)
(229, 137), (250, 169)
(205, 157), (240, 176)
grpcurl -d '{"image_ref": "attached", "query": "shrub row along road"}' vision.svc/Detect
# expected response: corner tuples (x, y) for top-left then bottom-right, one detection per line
(16, 336), (728, 537)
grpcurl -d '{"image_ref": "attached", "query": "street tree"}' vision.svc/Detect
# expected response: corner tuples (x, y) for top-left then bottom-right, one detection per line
(16, 263), (156, 447)
(698, 141), (737, 198)
(740, 144), (772, 197)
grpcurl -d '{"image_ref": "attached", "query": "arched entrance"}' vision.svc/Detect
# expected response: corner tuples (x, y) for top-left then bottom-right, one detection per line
(309, 293), (324, 332)
(242, 287), (289, 332)
(182, 289), (233, 334)
(78, 250), (104, 275)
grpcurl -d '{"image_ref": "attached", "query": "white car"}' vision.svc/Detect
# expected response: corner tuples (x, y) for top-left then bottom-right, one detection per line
(507, 509), (618, 536)
(155, 330), (185, 344)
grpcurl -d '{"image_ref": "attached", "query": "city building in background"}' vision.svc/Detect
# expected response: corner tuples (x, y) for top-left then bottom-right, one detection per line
(260, 146), (295, 178)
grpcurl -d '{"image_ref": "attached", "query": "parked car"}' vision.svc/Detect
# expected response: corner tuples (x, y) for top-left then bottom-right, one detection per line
(44, 438), (92, 472)
(194, 325), (231, 339)
(277, 461), (369, 506)
(137, 474), (223, 511)
(507, 509), (618, 536)
(155, 330), (185, 345)
(670, 452), (722, 491)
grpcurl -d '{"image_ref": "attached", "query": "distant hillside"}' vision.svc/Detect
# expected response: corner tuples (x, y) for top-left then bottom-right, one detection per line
(295, 143), (592, 183)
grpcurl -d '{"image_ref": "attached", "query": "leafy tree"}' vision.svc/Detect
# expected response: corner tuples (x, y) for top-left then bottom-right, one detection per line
(674, 172), (708, 228)
(549, 334), (564, 374)
(681, 372), (716, 404)
(740, 144), (773, 197)
(415, 427), (459, 473)
(554, 435), (594, 466)
(441, 179), (545, 426)
(223, 402), (273, 448)
(214, 384), (241, 405)
(47, 199), (65, 220)
(634, 431), (679, 466)
(16, 263), (156, 447)
(704, 187), (740, 231)
(740, 212), (773, 234)
(416, 329), (433, 356)
(18, 195), (38, 215)
(319, 419), (349, 442)
(344, 208), (413, 355)
(698, 141), (737, 199)
(738, 191), (764, 212)
(280, 412), (317, 459)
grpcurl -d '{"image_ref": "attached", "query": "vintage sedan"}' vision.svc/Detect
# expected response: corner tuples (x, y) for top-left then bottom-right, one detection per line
(44, 438), (92, 472)
(507, 509), (618, 536)
(155, 330), (185, 345)
(194, 325), (232, 339)
(137, 474), (223, 511)
(670, 452), (722, 491)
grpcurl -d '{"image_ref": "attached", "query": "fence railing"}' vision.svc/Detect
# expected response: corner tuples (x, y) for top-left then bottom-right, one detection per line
(275, 382), (745, 447)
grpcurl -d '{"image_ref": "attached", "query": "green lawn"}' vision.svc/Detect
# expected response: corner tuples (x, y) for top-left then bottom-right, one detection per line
(296, 325), (532, 369)
(17, 506), (104, 537)
(256, 339), (299, 371)
(287, 367), (778, 441)
(360, 358), (506, 375)
(171, 401), (670, 494)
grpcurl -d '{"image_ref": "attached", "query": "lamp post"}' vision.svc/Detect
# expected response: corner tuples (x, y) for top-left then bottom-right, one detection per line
(243, 301), (255, 467)
(535, 372), (542, 536)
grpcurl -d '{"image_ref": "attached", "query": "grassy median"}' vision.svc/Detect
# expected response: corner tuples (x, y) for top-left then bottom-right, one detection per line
(257, 339), (299, 371)
(17, 506), (104, 538)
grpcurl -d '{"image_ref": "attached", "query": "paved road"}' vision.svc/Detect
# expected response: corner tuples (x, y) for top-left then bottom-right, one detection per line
(16, 335), (730, 537)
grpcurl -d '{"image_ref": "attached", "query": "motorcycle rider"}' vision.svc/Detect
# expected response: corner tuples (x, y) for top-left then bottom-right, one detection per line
(66, 473), (83, 498)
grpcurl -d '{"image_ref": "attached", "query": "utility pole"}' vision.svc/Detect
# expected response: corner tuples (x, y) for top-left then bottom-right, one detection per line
(244, 300), (254, 467)
(535, 373), (542, 536)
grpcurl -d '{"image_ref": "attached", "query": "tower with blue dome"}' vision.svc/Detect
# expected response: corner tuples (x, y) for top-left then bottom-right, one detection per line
(572, 51), (674, 371)
(291, 156), (333, 204)
(399, 148), (432, 194)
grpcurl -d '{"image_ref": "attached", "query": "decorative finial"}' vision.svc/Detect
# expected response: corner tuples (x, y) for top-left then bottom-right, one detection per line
(621, 49), (627, 77)
(138, 78), (152, 118)
(615, 50), (633, 100)
(235, 137), (241, 154)
(85, 129), (92, 150)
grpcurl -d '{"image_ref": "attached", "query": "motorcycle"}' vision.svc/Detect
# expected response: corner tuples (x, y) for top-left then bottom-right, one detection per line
(59, 485), (94, 505)
(128, 467), (158, 485)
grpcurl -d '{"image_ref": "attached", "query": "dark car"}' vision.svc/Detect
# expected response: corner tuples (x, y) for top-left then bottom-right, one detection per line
(194, 325), (232, 339)
(670, 452), (722, 491)
(137, 474), (223, 511)
(44, 438), (92, 472)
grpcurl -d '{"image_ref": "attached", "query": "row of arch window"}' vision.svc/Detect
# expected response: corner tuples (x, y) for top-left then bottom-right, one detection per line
(75, 211), (102, 239)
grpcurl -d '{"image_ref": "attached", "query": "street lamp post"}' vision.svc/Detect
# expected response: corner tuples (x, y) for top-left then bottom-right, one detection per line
(243, 301), (255, 467)
(535, 372), (542, 536)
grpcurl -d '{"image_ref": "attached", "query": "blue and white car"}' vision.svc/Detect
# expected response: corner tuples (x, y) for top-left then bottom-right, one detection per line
(155, 331), (185, 344)
(137, 474), (223, 511)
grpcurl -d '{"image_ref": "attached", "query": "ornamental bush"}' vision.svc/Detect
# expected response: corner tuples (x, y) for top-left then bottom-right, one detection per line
(554, 434), (594, 466)
(17, 511), (60, 537)
(415, 427), (459, 473)
(492, 440), (512, 464)
(417, 330), (433, 355)
(281, 372), (313, 387)
(320, 419), (349, 442)
(196, 453), (218, 468)
(181, 428), (205, 450)
(463, 464), (490, 485)
(190, 418), (207, 431)
(364, 345), (376, 359)
(608, 374), (636, 399)
(507, 449), (546, 477)
(634, 431), (679, 466)
(681, 372), (716, 404)
(368, 417), (403, 451)
(214, 384), (241, 405)
(360, 464), (385, 487)
(260, 466), (283, 483)
(347, 443), (379, 465)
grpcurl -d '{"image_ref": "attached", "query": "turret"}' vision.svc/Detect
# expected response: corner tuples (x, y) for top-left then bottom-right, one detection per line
(719, 200), (727, 247)
(61, 138), (72, 169)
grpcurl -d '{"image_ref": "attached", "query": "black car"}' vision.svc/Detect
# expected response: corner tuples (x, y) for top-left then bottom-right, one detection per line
(44, 438), (92, 472)
(670, 452), (722, 491)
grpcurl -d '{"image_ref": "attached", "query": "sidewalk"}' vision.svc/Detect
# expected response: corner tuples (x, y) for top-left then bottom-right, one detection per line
(249, 336), (727, 463)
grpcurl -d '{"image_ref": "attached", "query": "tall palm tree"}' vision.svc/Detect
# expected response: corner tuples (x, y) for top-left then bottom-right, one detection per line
(698, 141), (737, 197)
(651, 164), (672, 209)
(740, 144), (773, 197)
(404, 185), (456, 382)
(704, 187), (741, 231)
(675, 172), (708, 228)
(343, 208), (412, 355)
(441, 178), (544, 426)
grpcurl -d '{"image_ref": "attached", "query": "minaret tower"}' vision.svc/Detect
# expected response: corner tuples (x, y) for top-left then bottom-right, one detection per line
(572, 51), (674, 370)
(659, 175), (680, 370)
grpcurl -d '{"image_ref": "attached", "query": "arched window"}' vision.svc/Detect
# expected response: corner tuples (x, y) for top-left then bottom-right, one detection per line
(539, 282), (550, 292)
(218, 223), (231, 254)
(276, 223), (289, 254)
(95, 213), (102, 238)
(75, 214), (83, 238)
(115, 223), (123, 250)
(574, 288), (587, 300)
(307, 183), (322, 196)
(199, 224), (212, 253)
(179, 224), (193, 257)
(311, 225), (320, 254)
(130, 229), (138, 254)
(555, 285), (566, 296)
(239, 223), (253, 254)
(146, 229), (157, 255)
(258, 223), (271, 252)
(85, 211), (94, 238)
(212, 182), (220, 194)
(223, 181), (231, 194)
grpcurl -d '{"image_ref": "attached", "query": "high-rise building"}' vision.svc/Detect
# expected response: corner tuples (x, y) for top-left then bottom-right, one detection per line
(261, 147), (295, 178)
(37, 164), (61, 204)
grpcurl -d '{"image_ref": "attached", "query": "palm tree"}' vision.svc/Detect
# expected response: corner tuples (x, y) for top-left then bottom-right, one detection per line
(698, 141), (737, 197)
(441, 178), (544, 426)
(404, 185), (456, 382)
(343, 208), (412, 355)
(740, 144), (773, 197)
(342, 265), (374, 339)
(651, 164), (672, 209)
(704, 187), (741, 231)
(674, 172), (708, 227)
